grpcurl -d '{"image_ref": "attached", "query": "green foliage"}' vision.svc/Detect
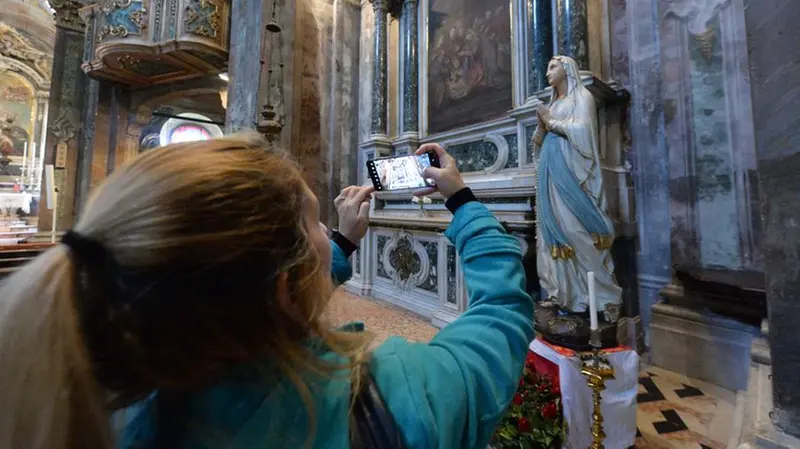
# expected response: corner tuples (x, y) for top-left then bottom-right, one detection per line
(490, 352), (566, 449)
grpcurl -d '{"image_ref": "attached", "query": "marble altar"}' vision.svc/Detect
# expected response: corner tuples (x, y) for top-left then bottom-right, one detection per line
(346, 0), (636, 336)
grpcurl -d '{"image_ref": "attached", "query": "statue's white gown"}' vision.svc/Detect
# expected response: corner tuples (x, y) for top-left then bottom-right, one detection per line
(533, 57), (622, 314)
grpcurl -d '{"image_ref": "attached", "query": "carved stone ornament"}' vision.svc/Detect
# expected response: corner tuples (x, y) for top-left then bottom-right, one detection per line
(49, 0), (87, 32)
(0, 23), (53, 78)
(50, 110), (78, 144)
(382, 231), (430, 290)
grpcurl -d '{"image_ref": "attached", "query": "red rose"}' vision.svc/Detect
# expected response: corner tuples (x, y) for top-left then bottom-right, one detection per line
(513, 393), (523, 406)
(542, 401), (558, 420)
(526, 352), (537, 369)
(551, 380), (561, 395)
(517, 416), (532, 433)
(537, 382), (549, 393)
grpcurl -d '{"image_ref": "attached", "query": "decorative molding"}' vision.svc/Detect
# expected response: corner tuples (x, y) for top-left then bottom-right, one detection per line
(50, 0), (87, 32)
(0, 23), (53, 80)
(0, 55), (51, 92)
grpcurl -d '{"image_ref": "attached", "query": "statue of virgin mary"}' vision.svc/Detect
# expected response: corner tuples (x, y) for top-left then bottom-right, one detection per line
(531, 56), (622, 323)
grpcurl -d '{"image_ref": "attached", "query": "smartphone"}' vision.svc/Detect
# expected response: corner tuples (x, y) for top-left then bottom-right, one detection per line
(366, 151), (440, 192)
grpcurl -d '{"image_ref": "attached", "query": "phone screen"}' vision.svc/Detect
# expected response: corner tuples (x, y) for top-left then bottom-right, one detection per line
(370, 153), (434, 191)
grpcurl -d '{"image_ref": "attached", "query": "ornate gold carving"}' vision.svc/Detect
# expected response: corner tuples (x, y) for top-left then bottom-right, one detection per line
(116, 54), (140, 68)
(98, 25), (129, 41)
(49, 0), (86, 32)
(97, 0), (148, 42)
(185, 0), (220, 38)
(0, 23), (53, 78)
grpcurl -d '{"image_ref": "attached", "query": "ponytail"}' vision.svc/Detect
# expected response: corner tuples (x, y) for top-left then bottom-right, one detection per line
(0, 246), (113, 448)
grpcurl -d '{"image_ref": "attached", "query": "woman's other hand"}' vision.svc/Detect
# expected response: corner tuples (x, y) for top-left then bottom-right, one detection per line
(334, 185), (375, 243)
(412, 143), (466, 199)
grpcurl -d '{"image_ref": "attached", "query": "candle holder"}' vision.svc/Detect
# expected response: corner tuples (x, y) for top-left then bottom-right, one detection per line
(580, 329), (615, 449)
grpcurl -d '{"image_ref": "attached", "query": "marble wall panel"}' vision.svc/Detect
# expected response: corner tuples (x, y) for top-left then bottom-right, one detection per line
(658, 0), (760, 272)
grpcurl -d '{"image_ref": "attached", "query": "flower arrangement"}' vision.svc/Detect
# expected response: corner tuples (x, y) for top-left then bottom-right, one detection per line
(491, 351), (566, 449)
(411, 195), (432, 216)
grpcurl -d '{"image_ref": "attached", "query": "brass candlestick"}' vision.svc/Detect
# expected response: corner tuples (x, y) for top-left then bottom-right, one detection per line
(580, 330), (615, 449)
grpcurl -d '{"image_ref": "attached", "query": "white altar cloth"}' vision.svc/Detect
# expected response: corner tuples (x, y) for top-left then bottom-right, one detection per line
(529, 338), (639, 449)
(0, 193), (31, 214)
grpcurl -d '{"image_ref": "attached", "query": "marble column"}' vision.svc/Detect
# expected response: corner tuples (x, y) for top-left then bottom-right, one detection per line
(370, 0), (388, 137)
(556, 0), (589, 70)
(39, 0), (90, 231)
(527, 0), (553, 95)
(401, 0), (418, 134)
(225, 0), (264, 133)
(394, 0), (418, 155)
(744, 0), (800, 439)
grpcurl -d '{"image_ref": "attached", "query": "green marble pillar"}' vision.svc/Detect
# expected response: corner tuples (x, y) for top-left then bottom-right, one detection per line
(556, 0), (589, 70)
(370, 0), (388, 136)
(401, 0), (418, 134)
(528, 0), (554, 94)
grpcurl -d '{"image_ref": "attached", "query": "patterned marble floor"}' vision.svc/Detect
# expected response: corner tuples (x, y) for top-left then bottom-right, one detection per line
(326, 289), (736, 449)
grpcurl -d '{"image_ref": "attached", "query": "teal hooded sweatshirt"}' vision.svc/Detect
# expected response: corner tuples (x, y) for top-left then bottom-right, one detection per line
(117, 201), (534, 449)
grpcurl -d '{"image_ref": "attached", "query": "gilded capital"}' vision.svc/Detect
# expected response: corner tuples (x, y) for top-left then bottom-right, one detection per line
(49, 0), (86, 33)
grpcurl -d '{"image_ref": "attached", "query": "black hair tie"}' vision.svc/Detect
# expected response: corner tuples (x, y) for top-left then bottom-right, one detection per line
(61, 231), (110, 264)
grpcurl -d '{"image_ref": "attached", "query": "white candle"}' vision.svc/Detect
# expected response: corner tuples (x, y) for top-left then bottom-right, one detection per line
(21, 145), (27, 172)
(588, 271), (598, 331)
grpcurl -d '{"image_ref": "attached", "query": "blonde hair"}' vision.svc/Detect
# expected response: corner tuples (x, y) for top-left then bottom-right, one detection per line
(0, 133), (372, 448)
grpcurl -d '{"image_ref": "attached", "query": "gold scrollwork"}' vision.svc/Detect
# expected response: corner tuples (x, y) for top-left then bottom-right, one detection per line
(98, 25), (129, 42)
(97, 0), (148, 42)
(185, 0), (221, 38)
(116, 54), (140, 69)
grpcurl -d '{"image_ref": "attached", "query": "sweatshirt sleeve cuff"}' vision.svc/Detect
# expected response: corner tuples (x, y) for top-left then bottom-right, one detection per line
(331, 231), (358, 258)
(445, 187), (478, 214)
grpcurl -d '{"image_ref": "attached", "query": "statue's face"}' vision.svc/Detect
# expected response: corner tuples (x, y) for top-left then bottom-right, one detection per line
(546, 59), (567, 87)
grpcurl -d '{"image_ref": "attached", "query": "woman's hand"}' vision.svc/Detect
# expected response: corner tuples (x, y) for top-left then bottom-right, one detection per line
(412, 143), (467, 199)
(335, 185), (375, 243)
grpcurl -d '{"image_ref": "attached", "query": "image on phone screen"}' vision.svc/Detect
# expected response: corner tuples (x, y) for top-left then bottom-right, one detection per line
(369, 153), (435, 191)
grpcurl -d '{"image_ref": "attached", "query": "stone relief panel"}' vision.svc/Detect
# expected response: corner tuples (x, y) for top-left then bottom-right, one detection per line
(375, 230), (438, 292)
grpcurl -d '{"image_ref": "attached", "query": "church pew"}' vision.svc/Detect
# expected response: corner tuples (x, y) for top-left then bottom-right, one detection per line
(0, 243), (55, 280)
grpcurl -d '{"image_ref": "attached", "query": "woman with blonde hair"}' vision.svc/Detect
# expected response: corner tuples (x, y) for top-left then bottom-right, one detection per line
(0, 134), (533, 449)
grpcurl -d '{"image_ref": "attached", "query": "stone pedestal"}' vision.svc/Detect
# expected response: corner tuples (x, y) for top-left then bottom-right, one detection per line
(738, 322), (800, 449)
(650, 274), (762, 391)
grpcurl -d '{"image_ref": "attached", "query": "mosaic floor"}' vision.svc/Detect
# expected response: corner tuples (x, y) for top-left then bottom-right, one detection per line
(326, 289), (737, 449)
